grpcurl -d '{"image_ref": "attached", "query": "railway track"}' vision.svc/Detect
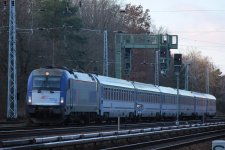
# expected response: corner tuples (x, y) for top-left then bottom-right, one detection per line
(0, 121), (183, 140)
(1, 118), (223, 131)
(0, 119), (223, 140)
(1, 122), (225, 149)
(104, 127), (225, 150)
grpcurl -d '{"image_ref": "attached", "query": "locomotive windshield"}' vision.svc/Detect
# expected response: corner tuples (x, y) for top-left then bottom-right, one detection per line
(33, 76), (61, 91)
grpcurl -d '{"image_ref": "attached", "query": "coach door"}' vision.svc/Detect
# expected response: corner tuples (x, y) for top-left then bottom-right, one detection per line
(194, 96), (197, 115)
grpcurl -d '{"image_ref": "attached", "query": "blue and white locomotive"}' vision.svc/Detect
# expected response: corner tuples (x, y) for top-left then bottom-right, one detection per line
(26, 67), (216, 123)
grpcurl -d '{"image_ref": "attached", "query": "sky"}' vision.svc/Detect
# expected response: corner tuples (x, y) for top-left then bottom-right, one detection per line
(124, 0), (225, 74)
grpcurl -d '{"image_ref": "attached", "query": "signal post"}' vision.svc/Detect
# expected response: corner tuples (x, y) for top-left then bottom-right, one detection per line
(174, 54), (182, 126)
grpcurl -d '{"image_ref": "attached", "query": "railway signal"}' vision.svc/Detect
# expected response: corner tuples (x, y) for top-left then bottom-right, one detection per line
(159, 45), (170, 74)
(124, 48), (132, 75)
(174, 54), (182, 73)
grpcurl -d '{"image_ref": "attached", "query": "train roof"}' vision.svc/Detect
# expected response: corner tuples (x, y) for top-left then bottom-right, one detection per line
(179, 90), (194, 97)
(192, 92), (207, 99)
(69, 72), (97, 82)
(158, 86), (177, 95)
(94, 75), (134, 89)
(204, 94), (216, 100)
(132, 82), (160, 93)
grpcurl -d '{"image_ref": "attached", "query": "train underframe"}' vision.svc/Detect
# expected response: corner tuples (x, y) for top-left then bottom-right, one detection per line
(27, 105), (65, 124)
(27, 107), (215, 124)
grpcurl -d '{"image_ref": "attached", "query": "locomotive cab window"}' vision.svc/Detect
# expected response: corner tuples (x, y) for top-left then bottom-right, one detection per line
(33, 76), (61, 91)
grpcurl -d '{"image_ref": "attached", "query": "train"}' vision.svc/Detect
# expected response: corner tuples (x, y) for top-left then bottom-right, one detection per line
(26, 67), (216, 124)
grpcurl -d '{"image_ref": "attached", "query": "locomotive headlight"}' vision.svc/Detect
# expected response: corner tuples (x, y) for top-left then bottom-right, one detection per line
(60, 97), (64, 104)
(28, 96), (32, 104)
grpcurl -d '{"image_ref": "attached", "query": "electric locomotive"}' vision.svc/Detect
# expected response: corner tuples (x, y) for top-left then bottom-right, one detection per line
(27, 67), (70, 123)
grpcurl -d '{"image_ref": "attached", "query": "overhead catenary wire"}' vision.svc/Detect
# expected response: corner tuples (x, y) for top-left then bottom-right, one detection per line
(150, 9), (225, 13)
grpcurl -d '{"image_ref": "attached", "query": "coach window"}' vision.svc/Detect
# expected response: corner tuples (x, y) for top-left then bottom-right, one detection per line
(119, 89), (121, 100)
(152, 94), (155, 103)
(138, 92), (140, 101)
(128, 90), (130, 101)
(115, 89), (117, 100)
(155, 94), (158, 103)
(150, 94), (152, 103)
(180, 96), (183, 104)
(156, 94), (160, 104)
(117, 89), (120, 100)
(113, 88), (115, 100)
(169, 96), (173, 105)
(146, 93), (148, 103)
(152, 94), (154, 103)
(106, 88), (108, 100)
(105, 88), (107, 99)
(142, 92), (144, 102)
(139, 92), (141, 102)
(108, 88), (111, 100)
(149, 93), (151, 103)
(167, 95), (170, 104)
(166, 96), (168, 104)
(109, 88), (112, 100)
(103, 88), (106, 99)
(130, 91), (132, 101)
(143, 93), (145, 102)
(120, 89), (123, 100)
(116, 89), (119, 100)
(164, 95), (167, 104)
(154, 94), (157, 103)
(104, 88), (107, 99)
(123, 90), (125, 101)
(151, 94), (153, 103)
(143, 93), (146, 102)
(107, 88), (110, 100)
(154, 94), (156, 103)
(114, 89), (117, 100)
(110, 88), (115, 100)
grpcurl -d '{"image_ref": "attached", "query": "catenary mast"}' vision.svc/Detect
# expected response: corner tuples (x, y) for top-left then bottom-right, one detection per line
(7, 0), (17, 119)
